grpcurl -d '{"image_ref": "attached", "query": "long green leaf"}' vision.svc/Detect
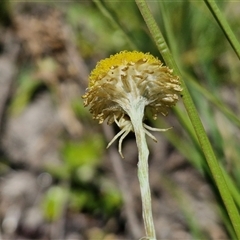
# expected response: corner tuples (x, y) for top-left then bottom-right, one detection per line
(135, 0), (240, 238)
(204, 0), (240, 60)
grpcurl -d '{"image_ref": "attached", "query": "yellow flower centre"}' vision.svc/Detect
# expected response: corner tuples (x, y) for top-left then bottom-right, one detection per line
(89, 51), (161, 87)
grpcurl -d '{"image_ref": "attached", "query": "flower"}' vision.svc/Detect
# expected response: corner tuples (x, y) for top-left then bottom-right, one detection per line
(82, 51), (182, 157)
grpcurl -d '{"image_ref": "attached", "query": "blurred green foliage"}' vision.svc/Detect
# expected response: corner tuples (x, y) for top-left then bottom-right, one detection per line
(42, 186), (68, 222)
(2, 0), (240, 238)
(43, 135), (122, 220)
(0, 0), (12, 26)
(66, 3), (129, 56)
(9, 67), (43, 116)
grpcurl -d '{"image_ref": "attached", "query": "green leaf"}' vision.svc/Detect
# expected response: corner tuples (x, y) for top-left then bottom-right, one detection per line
(62, 135), (104, 169)
(42, 186), (68, 222)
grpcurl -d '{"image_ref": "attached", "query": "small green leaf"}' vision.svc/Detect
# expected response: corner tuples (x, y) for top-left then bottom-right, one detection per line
(62, 135), (104, 169)
(42, 186), (68, 222)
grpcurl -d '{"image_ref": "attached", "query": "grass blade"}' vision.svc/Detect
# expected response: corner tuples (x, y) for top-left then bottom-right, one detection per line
(204, 0), (240, 60)
(135, 0), (240, 238)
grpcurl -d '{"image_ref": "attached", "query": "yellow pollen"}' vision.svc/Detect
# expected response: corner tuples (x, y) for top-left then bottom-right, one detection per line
(89, 51), (161, 87)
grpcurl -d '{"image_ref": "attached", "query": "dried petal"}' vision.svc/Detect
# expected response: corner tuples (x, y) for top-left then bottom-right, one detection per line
(82, 51), (182, 124)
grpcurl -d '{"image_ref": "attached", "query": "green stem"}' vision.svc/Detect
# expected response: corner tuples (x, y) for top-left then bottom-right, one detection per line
(135, 0), (240, 238)
(184, 72), (240, 128)
(203, 0), (240, 60)
(128, 98), (156, 240)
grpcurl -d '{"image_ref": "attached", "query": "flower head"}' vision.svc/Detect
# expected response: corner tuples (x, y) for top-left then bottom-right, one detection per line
(82, 51), (182, 157)
(83, 51), (181, 122)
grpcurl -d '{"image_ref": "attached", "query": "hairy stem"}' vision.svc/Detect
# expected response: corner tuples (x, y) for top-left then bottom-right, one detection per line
(128, 97), (156, 240)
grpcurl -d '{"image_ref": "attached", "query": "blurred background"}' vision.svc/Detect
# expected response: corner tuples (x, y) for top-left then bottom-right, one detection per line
(0, 1), (240, 239)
